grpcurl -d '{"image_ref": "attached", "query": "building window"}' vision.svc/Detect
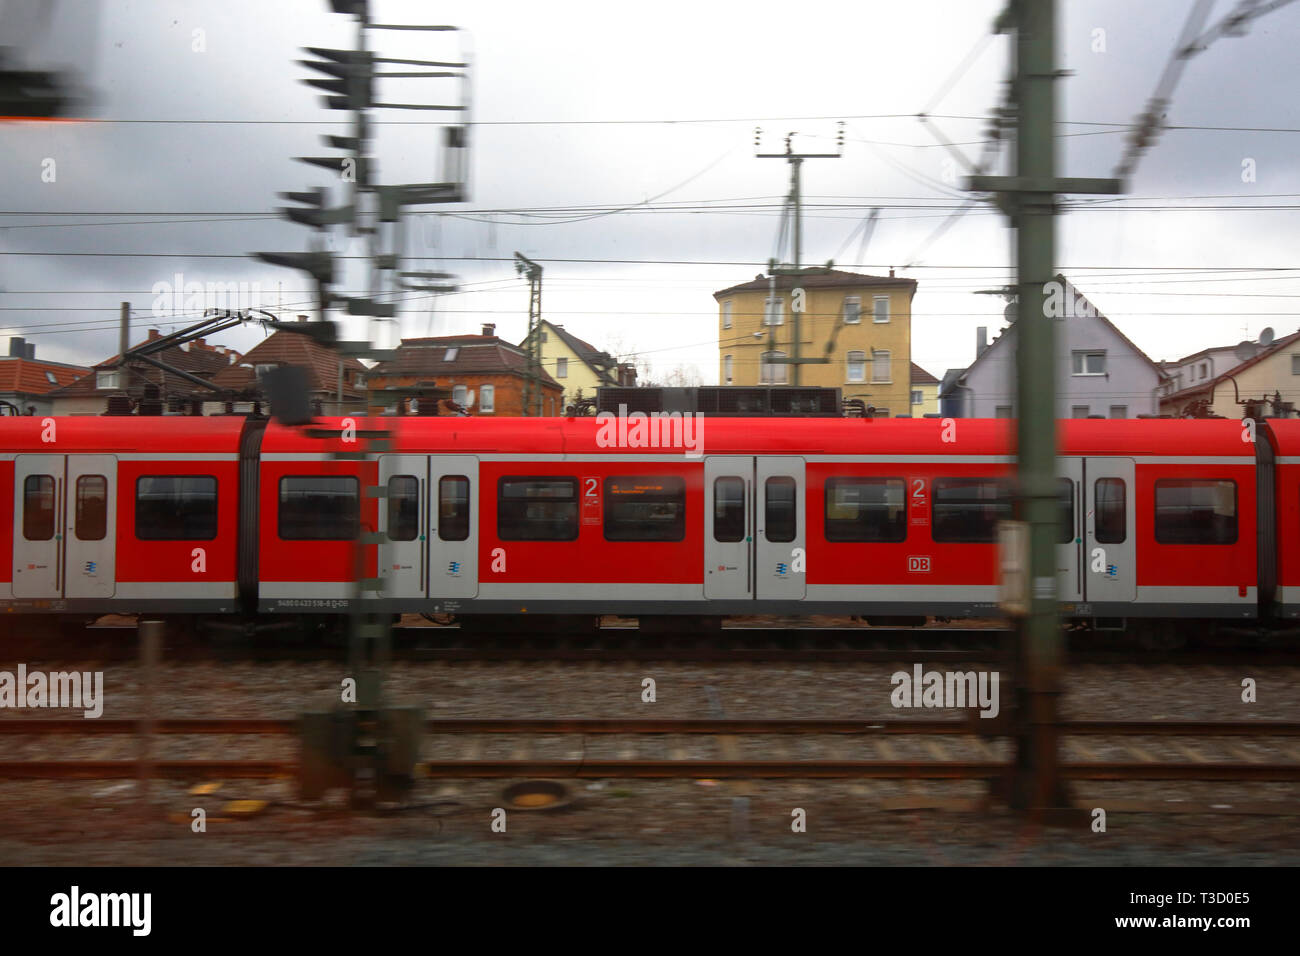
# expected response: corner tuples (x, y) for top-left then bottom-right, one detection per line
(387, 476), (419, 541)
(872, 407), (890, 418)
(1200, 361), (1208, 378)
(278, 476), (358, 541)
(556, 357), (568, 378)
(847, 350), (866, 383)
(603, 476), (686, 542)
(445, 347), (458, 361)
(824, 477), (906, 542)
(45, 371), (57, 384)
(1071, 351), (1106, 375)
(1155, 480), (1237, 544)
(842, 297), (861, 324)
(1109, 405), (1127, 419)
(722, 301), (732, 329)
(1072, 405), (1090, 418)
(995, 405), (1013, 418)
(932, 478), (1012, 543)
(713, 477), (745, 542)
(75, 475), (107, 541)
(760, 350), (788, 385)
(438, 476), (470, 541)
(764, 297), (784, 326)
(871, 350), (890, 383)
(497, 477), (578, 541)
(479, 384), (495, 413)
(137, 475), (219, 541)
(873, 296), (890, 323)
(723, 355), (733, 385)
(23, 475), (55, 541)
(1095, 478), (1126, 544)
(911, 390), (923, 405)
(1292, 354), (1300, 375)
(96, 370), (120, 390)
(254, 363), (277, 380)
(764, 477), (797, 543)
(452, 384), (468, 407)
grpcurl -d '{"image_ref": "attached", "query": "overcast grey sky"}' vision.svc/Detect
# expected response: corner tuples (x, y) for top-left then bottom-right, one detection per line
(2, 0), (1299, 384)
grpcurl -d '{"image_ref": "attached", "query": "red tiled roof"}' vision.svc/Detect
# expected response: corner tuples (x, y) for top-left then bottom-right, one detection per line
(0, 357), (90, 395)
(371, 335), (560, 387)
(910, 362), (940, 385)
(209, 328), (367, 397)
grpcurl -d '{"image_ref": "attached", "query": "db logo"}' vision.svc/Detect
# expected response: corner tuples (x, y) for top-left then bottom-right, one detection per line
(907, 555), (931, 573)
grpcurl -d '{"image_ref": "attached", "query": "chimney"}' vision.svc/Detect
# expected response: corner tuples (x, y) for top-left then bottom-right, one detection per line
(889, 268), (895, 278)
(977, 327), (988, 356)
(147, 329), (161, 341)
(297, 314), (309, 323)
(25, 343), (34, 359)
(9, 336), (26, 357)
(481, 323), (496, 337)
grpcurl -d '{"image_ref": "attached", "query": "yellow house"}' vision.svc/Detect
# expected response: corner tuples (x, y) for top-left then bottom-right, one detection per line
(518, 319), (633, 412)
(910, 362), (940, 416)
(1160, 327), (1300, 418)
(714, 269), (917, 417)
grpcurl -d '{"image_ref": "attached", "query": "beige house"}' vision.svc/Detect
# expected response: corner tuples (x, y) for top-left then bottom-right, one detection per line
(517, 320), (635, 412)
(714, 269), (917, 416)
(910, 362), (940, 416)
(1160, 328), (1300, 418)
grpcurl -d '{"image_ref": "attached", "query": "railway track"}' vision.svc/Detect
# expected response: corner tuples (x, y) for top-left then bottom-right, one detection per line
(3, 716), (1299, 783)
(10, 624), (1300, 664)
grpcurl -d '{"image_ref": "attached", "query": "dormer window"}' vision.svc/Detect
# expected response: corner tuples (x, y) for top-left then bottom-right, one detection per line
(255, 363), (277, 379)
(96, 370), (121, 390)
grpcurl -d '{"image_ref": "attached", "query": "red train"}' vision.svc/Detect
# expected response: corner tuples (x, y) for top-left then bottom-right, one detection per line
(2, 414), (1297, 641)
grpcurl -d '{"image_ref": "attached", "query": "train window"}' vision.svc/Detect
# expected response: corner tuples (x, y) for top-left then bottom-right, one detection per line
(278, 476), (358, 541)
(1094, 478), (1126, 543)
(1154, 479), (1237, 545)
(824, 477), (905, 542)
(76, 475), (107, 541)
(439, 476), (470, 541)
(1057, 478), (1074, 544)
(136, 476), (218, 540)
(713, 477), (745, 543)
(932, 478), (1012, 543)
(498, 477), (578, 541)
(603, 476), (686, 542)
(765, 477), (797, 543)
(387, 476), (419, 542)
(22, 475), (55, 541)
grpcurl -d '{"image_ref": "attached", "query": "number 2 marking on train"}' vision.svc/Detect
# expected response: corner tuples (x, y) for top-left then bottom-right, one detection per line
(585, 478), (598, 496)
(912, 479), (925, 498)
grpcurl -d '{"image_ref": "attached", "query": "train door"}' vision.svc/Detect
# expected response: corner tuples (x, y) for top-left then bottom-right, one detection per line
(1083, 457), (1136, 604)
(64, 455), (116, 599)
(704, 457), (751, 600)
(1057, 459), (1084, 603)
(12, 454), (116, 600)
(428, 456), (478, 599)
(13, 455), (60, 598)
(378, 455), (428, 600)
(755, 457), (807, 600)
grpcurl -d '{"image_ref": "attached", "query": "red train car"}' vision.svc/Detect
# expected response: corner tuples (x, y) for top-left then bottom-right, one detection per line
(0, 414), (1280, 636)
(0, 416), (245, 617)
